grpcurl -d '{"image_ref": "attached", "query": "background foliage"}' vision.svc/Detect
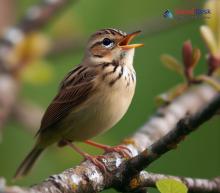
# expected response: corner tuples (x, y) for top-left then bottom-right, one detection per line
(0, 1), (219, 193)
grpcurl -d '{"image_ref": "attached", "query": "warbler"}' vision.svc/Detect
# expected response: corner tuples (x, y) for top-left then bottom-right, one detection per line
(15, 28), (143, 178)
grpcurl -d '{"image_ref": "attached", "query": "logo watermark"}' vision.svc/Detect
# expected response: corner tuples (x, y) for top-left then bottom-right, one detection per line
(163, 9), (174, 19)
(163, 8), (211, 19)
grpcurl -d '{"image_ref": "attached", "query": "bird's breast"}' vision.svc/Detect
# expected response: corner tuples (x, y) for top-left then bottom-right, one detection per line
(63, 65), (136, 141)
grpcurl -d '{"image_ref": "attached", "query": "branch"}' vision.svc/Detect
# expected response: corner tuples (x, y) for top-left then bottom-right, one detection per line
(0, 0), (72, 136)
(122, 92), (220, 180)
(1, 82), (219, 193)
(17, 0), (70, 33)
(0, 0), (71, 73)
(128, 171), (220, 193)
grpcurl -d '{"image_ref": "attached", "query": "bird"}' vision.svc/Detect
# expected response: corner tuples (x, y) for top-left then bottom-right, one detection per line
(14, 28), (144, 179)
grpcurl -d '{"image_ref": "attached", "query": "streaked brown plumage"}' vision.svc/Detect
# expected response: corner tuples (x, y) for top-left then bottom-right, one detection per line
(15, 28), (143, 179)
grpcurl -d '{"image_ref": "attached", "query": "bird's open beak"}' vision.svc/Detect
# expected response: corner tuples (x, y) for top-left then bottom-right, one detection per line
(118, 30), (144, 50)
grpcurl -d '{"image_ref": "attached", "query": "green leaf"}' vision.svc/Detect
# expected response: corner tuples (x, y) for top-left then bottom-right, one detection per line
(204, 0), (220, 48)
(160, 54), (183, 76)
(200, 25), (218, 56)
(156, 179), (188, 193)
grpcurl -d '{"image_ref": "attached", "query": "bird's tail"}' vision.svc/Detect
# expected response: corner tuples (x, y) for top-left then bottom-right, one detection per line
(14, 146), (44, 179)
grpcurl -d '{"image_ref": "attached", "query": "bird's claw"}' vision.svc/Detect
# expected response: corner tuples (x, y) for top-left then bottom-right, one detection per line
(104, 145), (132, 158)
(84, 154), (108, 173)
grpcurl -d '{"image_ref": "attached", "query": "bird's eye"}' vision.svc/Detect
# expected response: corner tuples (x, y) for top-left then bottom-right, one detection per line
(102, 38), (114, 48)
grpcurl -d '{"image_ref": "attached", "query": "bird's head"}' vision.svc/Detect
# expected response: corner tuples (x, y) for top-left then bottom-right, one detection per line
(83, 28), (144, 66)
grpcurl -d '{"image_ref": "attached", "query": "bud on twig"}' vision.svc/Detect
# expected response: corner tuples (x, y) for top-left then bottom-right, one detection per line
(182, 40), (201, 84)
(160, 54), (183, 76)
(207, 54), (220, 75)
(192, 48), (201, 68)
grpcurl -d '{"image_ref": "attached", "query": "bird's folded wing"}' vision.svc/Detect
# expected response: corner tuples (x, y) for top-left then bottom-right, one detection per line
(36, 66), (98, 135)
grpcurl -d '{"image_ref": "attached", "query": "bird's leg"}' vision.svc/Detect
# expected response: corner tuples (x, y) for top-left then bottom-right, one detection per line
(84, 140), (131, 158)
(62, 139), (107, 172)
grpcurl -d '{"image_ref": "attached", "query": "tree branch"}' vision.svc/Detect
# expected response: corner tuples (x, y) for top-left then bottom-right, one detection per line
(0, 0), (71, 73)
(0, 82), (219, 193)
(0, 0), (72, 137)
(122, 92), (220, 181)
(127, 171), (220, 193)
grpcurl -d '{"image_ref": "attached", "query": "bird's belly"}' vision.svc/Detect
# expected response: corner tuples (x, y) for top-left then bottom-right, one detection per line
(62, 82), (135, 141)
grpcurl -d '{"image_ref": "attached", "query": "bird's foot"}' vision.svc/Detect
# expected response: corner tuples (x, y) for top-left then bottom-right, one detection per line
(83, 153), (107, 173)
(84, 140), (131, 158)
(62, 139), (108, 173)
(103, 145), (131, 158)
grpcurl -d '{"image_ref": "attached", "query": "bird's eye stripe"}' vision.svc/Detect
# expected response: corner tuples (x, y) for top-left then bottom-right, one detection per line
(92, 29), (126, 38)
(104, 30), (111, 34)
(110, 31), (116, 35)
(105, 28), (126, 36)
(90, 41), (103, 49)
(90, 39), (114, 50)
(93, 54), (103, 58)
(104, 30), (116, 36)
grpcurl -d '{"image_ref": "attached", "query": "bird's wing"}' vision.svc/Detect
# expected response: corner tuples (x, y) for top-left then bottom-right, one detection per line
(36, 65), (98, 135)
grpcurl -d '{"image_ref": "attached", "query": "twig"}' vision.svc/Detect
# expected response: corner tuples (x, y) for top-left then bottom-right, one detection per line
(0, 82), (219, 193)
(128, 171), (220, 193)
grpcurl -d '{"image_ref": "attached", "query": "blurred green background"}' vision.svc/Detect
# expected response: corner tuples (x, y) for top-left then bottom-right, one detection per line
(0, 1), (219, 193)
